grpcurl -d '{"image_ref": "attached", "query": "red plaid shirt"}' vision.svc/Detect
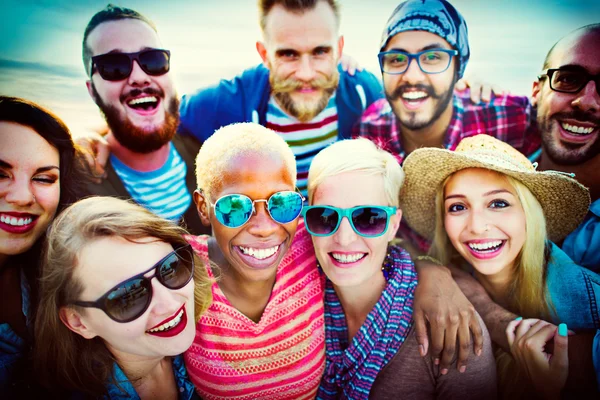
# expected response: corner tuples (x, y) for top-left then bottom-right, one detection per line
(353, 90), (542, 252)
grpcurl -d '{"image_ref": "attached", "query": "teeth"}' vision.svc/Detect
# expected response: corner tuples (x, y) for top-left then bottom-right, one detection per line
(561, 122), (594, 135)
(468, 240), (503, 251)
(402, 91), (427, 100)
(0, 215), (33, 226)
(147, 309), (184, 333)
(128, 96), (158, 106)
(238, 245), (279, 260)
(331, 253), (365, 263)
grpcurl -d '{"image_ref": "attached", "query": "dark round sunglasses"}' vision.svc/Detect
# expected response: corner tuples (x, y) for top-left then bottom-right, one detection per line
(91, 49), (171, 81)
(72, 244), (194, 323)
(302, 205), (397, 238)
(210, 191), (304, 229)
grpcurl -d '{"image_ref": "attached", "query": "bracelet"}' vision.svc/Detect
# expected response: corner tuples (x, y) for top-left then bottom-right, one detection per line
(415, 255), (443, 266)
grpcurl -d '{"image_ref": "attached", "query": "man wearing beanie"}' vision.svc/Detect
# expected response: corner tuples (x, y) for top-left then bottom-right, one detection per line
(355, 0), (541, 167)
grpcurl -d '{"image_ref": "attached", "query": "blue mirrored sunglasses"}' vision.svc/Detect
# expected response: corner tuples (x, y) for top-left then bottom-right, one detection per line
(210, 191), (304, 228)
(302, 205), (397, 238)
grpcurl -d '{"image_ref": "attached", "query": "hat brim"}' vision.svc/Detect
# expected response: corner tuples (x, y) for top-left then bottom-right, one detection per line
(400, 147), (590, 243)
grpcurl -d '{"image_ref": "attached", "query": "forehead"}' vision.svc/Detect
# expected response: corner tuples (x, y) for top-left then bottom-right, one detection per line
(0, 121), (59, 166)
(87, 19), (161, 56)
(384, 30), (451, 52)
(214, 152), (294, 198)
(445, 168), (514, 194)
(548, 31), (600, 74)
(263, 2), (338, 51)
(313, 171), (387, 207)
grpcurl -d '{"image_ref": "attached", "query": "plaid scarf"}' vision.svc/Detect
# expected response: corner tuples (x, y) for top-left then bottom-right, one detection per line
(317, 245), (418, 400)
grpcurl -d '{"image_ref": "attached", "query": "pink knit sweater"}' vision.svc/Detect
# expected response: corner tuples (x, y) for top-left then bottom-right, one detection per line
(184, 223), (325, 399)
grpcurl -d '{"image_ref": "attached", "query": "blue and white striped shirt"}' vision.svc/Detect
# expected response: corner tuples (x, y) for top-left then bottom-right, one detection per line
(111, 143), (192, 221)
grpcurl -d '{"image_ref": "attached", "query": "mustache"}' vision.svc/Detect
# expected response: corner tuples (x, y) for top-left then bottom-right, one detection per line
(553, 110), (600, 126)
(387, 84), (438, 101)
(120, 87), (164, 102)
(271, 75), (339, 94)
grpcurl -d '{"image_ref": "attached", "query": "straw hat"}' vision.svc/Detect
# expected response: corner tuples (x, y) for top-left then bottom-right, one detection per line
(400, 134), (590, 243)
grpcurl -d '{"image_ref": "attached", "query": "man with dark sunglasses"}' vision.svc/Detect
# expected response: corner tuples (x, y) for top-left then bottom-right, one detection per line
(81, 4), (207, 235)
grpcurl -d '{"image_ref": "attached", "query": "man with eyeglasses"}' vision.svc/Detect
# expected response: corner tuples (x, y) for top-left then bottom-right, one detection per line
(532, 23), (600, 273)
(81, 5), (207, 235)
(354, 0), (542, 255)
(355, 0), (541, 167)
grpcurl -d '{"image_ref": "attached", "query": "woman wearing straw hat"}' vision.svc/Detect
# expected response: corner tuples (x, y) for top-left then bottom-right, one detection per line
(401, 134), (599, 398)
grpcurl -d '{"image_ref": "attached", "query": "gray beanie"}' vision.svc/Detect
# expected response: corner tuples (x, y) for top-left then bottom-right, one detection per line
(380, 0), (470, 78)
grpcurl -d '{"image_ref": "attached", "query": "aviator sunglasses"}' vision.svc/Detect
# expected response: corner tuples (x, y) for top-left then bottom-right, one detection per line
(302, 205), (397, 238)
(91, 49), (171, 81)
(209, 191), (304, 229)
(72, 244), (194, 323)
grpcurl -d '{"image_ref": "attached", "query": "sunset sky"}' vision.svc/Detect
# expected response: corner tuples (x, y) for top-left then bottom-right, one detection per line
(1, 0), (599, 134)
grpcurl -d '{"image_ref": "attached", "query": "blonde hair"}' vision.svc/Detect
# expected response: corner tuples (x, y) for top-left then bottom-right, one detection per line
(195, 122), (297, 199)
(34, 196), (212, 396)
(429, 170), (551, 399)
(307, 138), (405, 206)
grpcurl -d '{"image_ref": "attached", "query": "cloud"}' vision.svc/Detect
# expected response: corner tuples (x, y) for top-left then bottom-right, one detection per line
(0, 58), (84, 79)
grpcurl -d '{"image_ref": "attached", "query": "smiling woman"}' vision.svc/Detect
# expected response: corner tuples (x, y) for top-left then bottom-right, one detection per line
(33, 196), (211, 399)
(0, 96), (84, 396)
(401, 134), (598, 398)
(184, 122), (325, 399)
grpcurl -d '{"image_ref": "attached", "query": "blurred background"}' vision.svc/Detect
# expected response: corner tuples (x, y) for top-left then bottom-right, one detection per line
(1, 0), (599, 135)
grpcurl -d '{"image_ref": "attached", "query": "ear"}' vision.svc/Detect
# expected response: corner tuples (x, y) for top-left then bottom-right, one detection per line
(531, 80), (541, 107)
(59, 306), (97, 340)
(387, 208), (403, 241)
(256, 41), (269, 67)
(86, 80), (99, 105)
(337, 35), (345, 60)
(194, 190), (211, 226)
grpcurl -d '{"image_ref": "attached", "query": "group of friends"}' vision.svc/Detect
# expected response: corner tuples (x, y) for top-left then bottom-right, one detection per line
(1, 0), (599, 399)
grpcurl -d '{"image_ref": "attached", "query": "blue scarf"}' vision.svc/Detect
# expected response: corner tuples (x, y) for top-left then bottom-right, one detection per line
(317, 245), (418, 399)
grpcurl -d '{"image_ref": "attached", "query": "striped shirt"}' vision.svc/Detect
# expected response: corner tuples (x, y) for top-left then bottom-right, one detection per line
(184, 222), (326, 400)
(266, 95), (338, 196)
(110, 143), (192, 221)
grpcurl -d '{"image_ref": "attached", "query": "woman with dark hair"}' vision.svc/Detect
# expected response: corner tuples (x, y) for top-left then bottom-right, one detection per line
(0, 96), (86, 394)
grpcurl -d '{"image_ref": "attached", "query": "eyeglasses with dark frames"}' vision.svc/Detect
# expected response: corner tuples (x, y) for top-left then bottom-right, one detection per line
(378, 49), (458, 75)
(538, 67), (600, 96)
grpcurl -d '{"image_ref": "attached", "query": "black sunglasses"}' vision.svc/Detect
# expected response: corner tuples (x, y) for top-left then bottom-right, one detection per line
(72, 244), (194, 323)
(538, 67), (600, 96)
(91, 49), (171, 81)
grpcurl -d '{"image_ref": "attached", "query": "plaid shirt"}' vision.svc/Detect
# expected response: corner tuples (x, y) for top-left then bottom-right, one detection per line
(354, 90), (542, 253)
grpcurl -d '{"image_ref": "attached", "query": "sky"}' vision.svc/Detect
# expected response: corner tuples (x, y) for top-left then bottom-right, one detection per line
(1, 0), (599, 134)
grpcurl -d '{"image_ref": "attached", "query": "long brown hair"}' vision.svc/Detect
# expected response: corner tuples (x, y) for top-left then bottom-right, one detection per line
(34, 196), (212, 396)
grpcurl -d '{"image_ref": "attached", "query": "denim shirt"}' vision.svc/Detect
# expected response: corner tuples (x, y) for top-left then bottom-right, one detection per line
(0, 269), (31, 389)
(545, 242), (600, 329)
(105, 355), (199, 400)
(562, 199), (600, 273)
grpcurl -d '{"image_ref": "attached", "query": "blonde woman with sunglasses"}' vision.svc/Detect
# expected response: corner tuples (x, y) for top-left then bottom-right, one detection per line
(304, 138), (496, 399)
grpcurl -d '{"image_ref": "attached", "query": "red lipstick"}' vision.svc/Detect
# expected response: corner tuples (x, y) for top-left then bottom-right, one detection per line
(146, 304), (187, 338)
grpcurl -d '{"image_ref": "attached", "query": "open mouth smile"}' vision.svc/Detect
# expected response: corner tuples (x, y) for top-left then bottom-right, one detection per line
(0, 212), (39, 234)
(465, 240), (506, 260)
(146, 304), (187, 338)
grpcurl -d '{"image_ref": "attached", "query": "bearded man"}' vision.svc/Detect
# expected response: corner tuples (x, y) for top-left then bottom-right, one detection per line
(83, 4), (206, 234)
